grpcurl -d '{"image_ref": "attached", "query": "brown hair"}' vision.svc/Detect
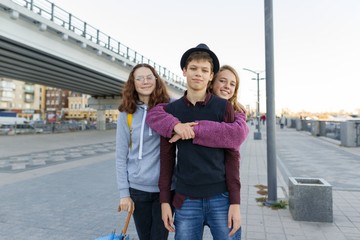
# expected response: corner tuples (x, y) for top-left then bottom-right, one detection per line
(209, 65), (242, 112)
(184, 51), (214, 72)
(118, 63), (170, 113)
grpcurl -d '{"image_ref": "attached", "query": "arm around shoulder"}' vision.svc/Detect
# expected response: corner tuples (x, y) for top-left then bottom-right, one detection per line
(146, 103), (180, 138)
(192, 112), (249, 150)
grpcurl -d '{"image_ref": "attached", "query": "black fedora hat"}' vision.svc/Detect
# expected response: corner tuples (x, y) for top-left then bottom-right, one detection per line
(180, 43), (220, 74)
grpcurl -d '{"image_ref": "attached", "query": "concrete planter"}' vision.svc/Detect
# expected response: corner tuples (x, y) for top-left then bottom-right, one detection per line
(289, 177), (333, 222)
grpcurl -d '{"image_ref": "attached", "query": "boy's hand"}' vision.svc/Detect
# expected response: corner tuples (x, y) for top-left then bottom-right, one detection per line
(228, 204), (241, 237)
(161, 203), (175, 232)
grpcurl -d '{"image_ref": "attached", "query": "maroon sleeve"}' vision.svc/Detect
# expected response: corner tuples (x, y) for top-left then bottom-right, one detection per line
(159, 136), (176, 203)
(225, 150), (241, 204)
(223, 101), (241, 204)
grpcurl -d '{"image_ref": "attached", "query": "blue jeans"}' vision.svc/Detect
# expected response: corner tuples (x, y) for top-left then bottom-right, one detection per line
(129, 188), (169, 240)
(174, 192), (241, 240)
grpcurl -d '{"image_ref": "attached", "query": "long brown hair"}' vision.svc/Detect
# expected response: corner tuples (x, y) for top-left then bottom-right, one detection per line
(118, 64), (170, 113)
(209, 65), (242, 112)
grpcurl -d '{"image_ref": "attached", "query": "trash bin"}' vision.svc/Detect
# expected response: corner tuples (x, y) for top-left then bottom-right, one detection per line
(289, 177), (333, 222)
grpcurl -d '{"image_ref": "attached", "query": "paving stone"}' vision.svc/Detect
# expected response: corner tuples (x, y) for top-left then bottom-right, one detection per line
(1, 127), (360, 239)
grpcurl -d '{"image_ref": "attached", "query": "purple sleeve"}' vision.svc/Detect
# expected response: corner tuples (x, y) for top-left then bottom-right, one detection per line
(192, 112), (249, 150)
(146, 103), (180, 138)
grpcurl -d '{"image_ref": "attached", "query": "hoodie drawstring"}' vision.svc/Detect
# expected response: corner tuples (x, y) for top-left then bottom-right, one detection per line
(138, 106), (147, 159)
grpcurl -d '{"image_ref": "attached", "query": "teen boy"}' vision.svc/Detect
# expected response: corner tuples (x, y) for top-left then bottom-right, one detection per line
(159, 44), (241, 239)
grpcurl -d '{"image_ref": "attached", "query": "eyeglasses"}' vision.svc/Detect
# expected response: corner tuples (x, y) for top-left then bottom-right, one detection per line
(135, 74), (156, 82)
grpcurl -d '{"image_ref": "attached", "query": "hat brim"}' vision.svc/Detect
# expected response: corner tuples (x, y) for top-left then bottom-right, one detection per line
(180, 47), (220, 74)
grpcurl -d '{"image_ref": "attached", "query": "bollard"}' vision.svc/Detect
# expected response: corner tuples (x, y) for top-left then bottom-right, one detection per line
(289, 177), (333, 222)
(295, 119), (302, 131)
(311, 121), (320, 136)
(340, 121), (357, 147)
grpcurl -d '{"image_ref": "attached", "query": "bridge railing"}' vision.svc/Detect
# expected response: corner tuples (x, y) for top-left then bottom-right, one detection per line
(10, 0), (186, 89)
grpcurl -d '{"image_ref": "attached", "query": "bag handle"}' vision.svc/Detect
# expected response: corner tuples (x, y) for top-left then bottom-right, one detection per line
(117, 205), (133, 235)
(121, 210), (132, 235)
(127, 113), (133, 149)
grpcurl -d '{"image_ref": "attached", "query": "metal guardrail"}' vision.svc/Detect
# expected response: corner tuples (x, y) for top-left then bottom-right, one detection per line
(301, 119), (341, 140)
(9, 0), (186, 88)
(324, 121), (341, 141)
(290, 119), (359, 144)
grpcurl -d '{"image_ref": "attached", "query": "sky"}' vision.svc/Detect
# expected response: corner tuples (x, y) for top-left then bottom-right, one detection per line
(51, 0), (360, 114)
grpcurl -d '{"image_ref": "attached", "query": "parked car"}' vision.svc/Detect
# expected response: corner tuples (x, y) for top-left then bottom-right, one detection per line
(14, 124), (43, 134)
(0, 123), (12, 135)
(0, 123), (43, 135)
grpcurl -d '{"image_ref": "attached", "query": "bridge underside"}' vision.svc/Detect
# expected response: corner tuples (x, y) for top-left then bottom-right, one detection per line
(0, 35), (124, 98)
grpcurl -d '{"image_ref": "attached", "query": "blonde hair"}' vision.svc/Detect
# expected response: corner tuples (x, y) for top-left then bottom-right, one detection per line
(209, 65), (242, 112)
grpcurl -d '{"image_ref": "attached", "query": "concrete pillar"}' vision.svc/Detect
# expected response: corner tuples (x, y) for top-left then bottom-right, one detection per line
(340, 121), (356, 147)
(88, 97), (120, 131)
(311, 121), (320, 136)
(96, 110), (106, 131)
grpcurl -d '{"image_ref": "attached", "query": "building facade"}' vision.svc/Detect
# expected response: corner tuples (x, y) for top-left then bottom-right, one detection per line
(1, 78), (119, 123)
(0, 78), (42, 120)
(67, 92), (96, 121)
(45, 87), (69, 122)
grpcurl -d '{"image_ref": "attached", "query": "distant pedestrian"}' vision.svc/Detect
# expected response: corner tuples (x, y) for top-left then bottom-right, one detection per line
(260, 114), (266, 125)
(280, 114), (286, 129)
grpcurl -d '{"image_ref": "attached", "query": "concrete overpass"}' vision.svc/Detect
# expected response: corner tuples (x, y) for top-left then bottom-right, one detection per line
(0, 0), (185, 128)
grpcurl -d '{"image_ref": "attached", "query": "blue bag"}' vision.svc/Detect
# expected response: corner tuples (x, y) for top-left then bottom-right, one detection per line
(95, 210), (132, 240)
(95, 231), (129, 240)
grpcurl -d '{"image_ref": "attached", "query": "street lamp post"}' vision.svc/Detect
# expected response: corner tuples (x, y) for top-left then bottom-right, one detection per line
(243, 68), (265, 140)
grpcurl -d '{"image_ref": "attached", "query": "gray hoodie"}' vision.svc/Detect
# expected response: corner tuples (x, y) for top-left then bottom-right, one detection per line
(116, 104), (163, 199)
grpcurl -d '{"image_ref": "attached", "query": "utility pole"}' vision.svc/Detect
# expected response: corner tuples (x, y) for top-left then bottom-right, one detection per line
(264, 0), (277, 206)
(243, 68), (265, 140)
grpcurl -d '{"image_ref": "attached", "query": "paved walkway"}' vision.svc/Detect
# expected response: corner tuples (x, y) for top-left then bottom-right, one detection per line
(0, 125), (359, 239)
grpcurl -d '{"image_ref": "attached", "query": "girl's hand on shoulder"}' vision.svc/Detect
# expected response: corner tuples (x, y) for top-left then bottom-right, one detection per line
(238, 102), (247, 114)
(169, 133), (181, 143)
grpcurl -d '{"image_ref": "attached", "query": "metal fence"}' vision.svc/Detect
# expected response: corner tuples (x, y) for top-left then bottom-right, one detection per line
(356, 122), (360, 146)
(325, 121), (341, 141)
(289, 118), (360, 146)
